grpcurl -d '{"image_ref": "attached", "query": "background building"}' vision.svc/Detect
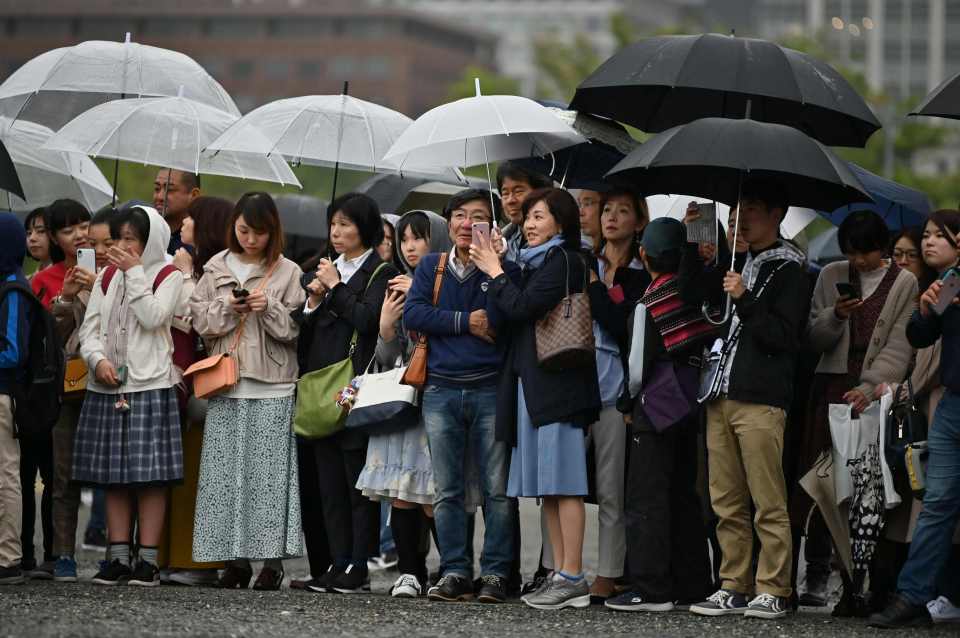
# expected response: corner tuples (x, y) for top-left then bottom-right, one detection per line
(0, 0), (495, 115)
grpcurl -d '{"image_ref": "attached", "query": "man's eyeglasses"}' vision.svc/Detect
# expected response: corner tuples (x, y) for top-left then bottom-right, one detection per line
(893, 249), (920, 261)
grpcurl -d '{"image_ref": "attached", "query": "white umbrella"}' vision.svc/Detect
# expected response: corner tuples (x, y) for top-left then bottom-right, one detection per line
(0, 116), (112, 211)
(0, 34), (239, 131)
(646, 194), (819, 240)
(42, 94), (300, 189)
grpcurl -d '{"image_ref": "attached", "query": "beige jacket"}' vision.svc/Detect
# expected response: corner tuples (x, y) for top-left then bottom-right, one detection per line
(807, 261), (917, 398)
(188, 250), (304, 384)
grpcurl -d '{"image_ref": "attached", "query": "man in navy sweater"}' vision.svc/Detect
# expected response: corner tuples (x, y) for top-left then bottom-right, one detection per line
(404, 188), (519, 604)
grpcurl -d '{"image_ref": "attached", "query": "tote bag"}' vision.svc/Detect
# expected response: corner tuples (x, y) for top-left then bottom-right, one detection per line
(344, 360), (420, 435)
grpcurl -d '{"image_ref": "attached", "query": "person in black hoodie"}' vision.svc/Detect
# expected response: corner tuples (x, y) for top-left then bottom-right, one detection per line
(685, 179), (808, 621)
(294, 193), (398, 595)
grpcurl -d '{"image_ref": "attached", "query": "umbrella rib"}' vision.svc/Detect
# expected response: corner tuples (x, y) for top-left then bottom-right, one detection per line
(486, 96), (510, 136)
(352, 99), (379, 172)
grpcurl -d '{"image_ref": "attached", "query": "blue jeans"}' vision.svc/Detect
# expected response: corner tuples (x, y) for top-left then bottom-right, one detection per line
(379, 500), (395, 555)
(898, 390), (960, 604)
(423, 384), (513, 579)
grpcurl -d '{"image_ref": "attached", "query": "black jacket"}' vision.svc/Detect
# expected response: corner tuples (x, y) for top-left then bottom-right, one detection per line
(907, 305), (960, 393)
(490, 247), (602, 446)
(681, 241), (810, 410)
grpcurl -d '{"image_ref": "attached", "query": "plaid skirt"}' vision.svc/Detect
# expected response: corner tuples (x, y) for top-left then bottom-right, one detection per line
(72, 388), (184, 487)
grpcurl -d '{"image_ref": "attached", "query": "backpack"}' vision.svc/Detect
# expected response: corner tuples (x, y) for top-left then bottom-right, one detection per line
(0, 281), (64, 439)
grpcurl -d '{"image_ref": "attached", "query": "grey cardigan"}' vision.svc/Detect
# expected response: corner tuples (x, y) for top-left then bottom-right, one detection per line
(807, 260), (917, 398)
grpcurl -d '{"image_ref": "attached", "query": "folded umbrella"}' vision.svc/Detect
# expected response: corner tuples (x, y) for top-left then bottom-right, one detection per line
(571, 33), (880, 148)
(0, 138), (24, 201)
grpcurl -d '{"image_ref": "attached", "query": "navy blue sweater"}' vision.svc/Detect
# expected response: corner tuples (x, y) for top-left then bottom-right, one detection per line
(403, 252), (520, 387)
(907, 305), (960, 393)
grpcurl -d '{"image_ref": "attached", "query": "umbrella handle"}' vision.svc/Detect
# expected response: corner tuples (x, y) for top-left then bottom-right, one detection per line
(702, 296), (732, 326)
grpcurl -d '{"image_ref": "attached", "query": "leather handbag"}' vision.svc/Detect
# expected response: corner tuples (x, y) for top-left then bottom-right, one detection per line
(535, 248), (594, 371)
(183, 259), (279, 400)
(884, 377), (926, 472)
(344, 358), (420, 435)
(400, 253), (447, 389)
(294, 262), (391, 439)
(63, 355), (88, 397)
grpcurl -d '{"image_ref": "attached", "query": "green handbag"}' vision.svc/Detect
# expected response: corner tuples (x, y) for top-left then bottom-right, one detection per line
(293, 263), (389, 439)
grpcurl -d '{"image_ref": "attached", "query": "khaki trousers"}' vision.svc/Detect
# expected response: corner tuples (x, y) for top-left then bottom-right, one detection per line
(0, 395), (22, 567)
(706, 398), (793, 598)
(51, 402), (82, 556)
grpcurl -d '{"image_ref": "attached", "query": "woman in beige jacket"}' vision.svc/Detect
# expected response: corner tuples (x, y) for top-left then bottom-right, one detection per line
(800, 211), (917, 613)
(189, 193), (305, 591)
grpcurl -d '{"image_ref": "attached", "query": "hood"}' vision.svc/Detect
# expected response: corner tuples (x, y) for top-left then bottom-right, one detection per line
(382, 213), (401, 229)
(0, 212), (26, 278)
(131, 205), (171, 278)
(397, 209), (452, 273)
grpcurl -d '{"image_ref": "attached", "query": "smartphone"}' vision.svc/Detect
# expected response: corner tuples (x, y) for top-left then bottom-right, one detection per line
(471, 222), (490, 247)
(835, 282), (858, 299)
(232, 288), (250, 299)
(77, 248), (96, 274)
(686, 203), (717, 244)
(933, 269), (960, 315)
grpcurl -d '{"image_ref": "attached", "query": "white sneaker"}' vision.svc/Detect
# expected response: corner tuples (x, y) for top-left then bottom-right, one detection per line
(927, 595), (960, 623)
(168, 569), (220, 587)
(391, 573), (422, 598)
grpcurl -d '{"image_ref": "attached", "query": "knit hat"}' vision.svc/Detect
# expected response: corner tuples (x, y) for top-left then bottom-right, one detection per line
(640, 217), (685, 258)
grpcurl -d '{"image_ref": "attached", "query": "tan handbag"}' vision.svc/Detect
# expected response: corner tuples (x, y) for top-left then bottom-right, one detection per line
(183, 259), (279, 399)
(400, 253), (447, 389)
(535, 248), (595, 371)
(63, 355), (88, 396)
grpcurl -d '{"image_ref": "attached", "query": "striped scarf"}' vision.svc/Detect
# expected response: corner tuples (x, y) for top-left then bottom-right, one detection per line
(641, 273), (722, 354)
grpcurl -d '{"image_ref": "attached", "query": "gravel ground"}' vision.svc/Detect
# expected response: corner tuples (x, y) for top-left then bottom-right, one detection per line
(1, 493), (956, 637)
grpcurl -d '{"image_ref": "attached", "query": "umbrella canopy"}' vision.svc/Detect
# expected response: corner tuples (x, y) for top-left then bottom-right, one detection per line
(1, 116), (112, 211)
(512, 107), (639, 190)
(42, 96), (300, 186)
(571, 33), (880, 148)
(0, 37), (239, 131)
(823, 163), (932, 230)
(606, 117), (873, 212)
(0, 138), (24, 201)
(382, 83), (585, 170)
(910, 70), (960, 120)
(206, 95), (460, 183)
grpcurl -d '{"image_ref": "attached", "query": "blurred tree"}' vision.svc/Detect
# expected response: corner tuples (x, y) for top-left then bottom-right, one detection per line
(446, 65), (520, 101)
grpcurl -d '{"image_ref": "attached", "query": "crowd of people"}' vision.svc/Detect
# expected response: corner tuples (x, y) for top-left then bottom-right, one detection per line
(0, 162), (958, 629)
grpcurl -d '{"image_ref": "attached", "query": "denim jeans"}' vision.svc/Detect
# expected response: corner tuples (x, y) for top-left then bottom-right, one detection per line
(898, 390), (960, 605)
(422, 384), (513, 579)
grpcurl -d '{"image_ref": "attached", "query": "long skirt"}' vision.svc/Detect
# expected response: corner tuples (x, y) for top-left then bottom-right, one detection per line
(192, 396), (302, 562)
(72, 388), (183, 487)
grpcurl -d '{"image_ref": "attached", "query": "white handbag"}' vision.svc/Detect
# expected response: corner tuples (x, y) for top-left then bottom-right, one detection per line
(344, 359), (420, 435)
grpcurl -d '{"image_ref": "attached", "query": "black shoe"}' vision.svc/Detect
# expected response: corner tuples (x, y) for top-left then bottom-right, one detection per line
(253, 566), (284, 591)
(82, 527), (108, 551)
(868, 593), (932, 628)
(798, 571), (829, 607)
(832, 587), (870, 618)
(427, 574), (474, 602)
(0, 564), (24, 585)
(214, 564), (253, 589)
(91, 559), (132, 586)
(306, 565), (340, 593)
(477, 575), (507, 604)
(128, 560), (160, 587)
(521, 570), (550, 597)
(331, 563), (371, 594)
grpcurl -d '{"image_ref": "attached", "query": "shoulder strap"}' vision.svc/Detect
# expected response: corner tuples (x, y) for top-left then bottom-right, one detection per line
(152, 264), (180, 293)
(227, 258), (282, 354)
(100, 265), (119, 294)
(347, 261), (393, 352)
(431, 253), (448, 306)
(724, 260), (791, 351)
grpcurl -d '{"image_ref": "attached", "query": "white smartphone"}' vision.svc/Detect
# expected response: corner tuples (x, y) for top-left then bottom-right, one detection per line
(77, 248), (96, 273)
(472, 222), (490, 247)
(933, 269), (960, 315)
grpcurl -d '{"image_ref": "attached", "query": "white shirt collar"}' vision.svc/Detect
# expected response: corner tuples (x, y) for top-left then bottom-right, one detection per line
(334, 248), (374, 284)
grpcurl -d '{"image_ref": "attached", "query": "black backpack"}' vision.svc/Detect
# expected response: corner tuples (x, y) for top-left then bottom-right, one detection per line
(0, 281), (63, 439)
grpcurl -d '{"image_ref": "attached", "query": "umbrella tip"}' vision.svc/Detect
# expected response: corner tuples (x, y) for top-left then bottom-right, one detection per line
(124, 32), (131, 43)
(474, 77), (482, 98)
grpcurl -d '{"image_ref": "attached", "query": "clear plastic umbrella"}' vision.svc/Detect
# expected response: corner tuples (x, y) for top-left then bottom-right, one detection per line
(0, 34), (239, 131)
(0, 116), (112, 211)
(42, 94), (300, 189)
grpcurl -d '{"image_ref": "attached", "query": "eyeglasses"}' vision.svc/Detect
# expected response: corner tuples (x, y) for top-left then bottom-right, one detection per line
(893, 249), (920, 261)
(381, 238), (393, 246)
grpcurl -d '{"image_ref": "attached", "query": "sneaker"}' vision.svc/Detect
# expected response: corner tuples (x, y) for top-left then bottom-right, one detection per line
(391, 573), (422, 598)
(367, 552), (399, 572)
(331, 563), (371, 594)
(168, 569), (220, 587)
(53, 556), (78, 583)
(92, 559), (132, 586)
(0, 564), (24, 585)
(927, 596), (960, 624)
(26, 560), (55, 580)
(523, 573), (591, 610)
(744, 593), (789, 619)
(477, 575), (507, 604)
(869, 593), (932, 628)
(306, 565), (340, 593)
(521, 570), (553, 602)
(689, 589), (749, 616)
(427, 574), (474, 602)
(605, 591), (675, 612)
(81, 528), (108, 551)
(128, 560), (160, 587)
(798, 571), (829, 607)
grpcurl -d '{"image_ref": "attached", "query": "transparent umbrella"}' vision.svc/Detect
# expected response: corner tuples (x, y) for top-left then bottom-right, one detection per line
(0, 116), (112, 211)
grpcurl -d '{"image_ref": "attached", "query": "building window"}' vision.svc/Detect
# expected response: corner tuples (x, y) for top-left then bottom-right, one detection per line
(12, 18), (74, 37)
(232, 60), (255, 79)
(78, 18), (137, 40)
(263, 59), (292, 80)
(208, 19), (263, 38)
(299, 60), (322, 79)
(330, 56), (357, 77)
(143, 18), (201, 37)
(365, 56), (391, 78)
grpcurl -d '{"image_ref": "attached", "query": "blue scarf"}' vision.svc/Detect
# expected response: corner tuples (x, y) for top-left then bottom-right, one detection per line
(518, 236), (565, 271)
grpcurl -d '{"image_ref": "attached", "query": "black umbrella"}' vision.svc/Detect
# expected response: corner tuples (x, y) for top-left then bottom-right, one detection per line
(0, 138), (25, 202)
(910, 70), (960, 120)
(606, 117), (873, 212)
(571, 33), (880, 148)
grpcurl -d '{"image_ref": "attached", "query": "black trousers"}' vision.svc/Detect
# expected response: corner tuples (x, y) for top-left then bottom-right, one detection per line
(20, 433), (53, 564)
(625, 417), (712, 603)
(297, 437), (331, 578)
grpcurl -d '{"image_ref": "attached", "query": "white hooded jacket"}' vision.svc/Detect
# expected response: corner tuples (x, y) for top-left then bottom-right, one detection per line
(80, 206), (184, 394)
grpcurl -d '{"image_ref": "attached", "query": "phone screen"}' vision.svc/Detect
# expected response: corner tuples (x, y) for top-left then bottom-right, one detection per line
(77, 248), (96, 273)
(472, 222), (490, 247)
(835, 282), (858, 299)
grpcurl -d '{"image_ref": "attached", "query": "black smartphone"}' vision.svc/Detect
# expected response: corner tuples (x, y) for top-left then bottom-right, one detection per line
(835, 282), (858, 299)
(232, 288), (250, 299)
